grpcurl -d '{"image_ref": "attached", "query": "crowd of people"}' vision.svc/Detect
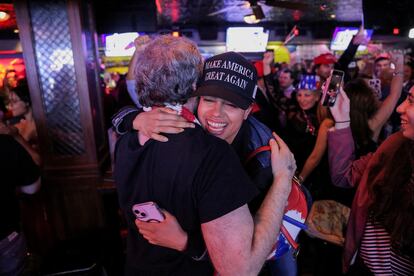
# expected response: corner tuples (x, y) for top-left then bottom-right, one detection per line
(1, 29), (414, 275)
(112, 33), (414, 275)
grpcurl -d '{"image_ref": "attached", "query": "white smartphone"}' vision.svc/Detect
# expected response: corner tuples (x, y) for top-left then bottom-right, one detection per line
(368, 78), (382, 99)
(322, 69), (345, 107)
(132, 201), (165, 222)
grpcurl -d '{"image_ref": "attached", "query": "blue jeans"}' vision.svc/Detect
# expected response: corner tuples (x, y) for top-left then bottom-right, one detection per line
(266, 248), (297, 276)
(0, 231), (27, 276)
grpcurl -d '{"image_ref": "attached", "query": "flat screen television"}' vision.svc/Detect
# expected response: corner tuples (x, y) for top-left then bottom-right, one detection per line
(104, 32), (139, 57)
(226, 27), (269, 53)
(330, 27), (373, 51)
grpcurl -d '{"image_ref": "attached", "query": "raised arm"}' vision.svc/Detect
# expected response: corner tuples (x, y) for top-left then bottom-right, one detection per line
(336, 26), (368, 73)
(328, 87), (372, 188)
(299, 118), (334, 181)
(368, 50), (404, 138)
(201, 133), (295, 275)
(262, 51), (274, 77)
(262, 51), (277, 99)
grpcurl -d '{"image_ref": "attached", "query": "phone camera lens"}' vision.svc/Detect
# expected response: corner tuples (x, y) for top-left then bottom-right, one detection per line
(140, 212), (146, 217)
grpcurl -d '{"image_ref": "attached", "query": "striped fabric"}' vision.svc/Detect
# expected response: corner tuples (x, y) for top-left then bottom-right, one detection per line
(360, 216), (414, 276)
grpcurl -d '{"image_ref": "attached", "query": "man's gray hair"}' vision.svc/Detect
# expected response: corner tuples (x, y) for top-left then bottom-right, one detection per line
(134, 35), (203, 107)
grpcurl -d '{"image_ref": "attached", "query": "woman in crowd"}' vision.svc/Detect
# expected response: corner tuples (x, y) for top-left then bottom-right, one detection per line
(285, 75), (322, 172)
(8, 79), (38, 146)
(2, 80), (40, 165)
(328, 84), (414, 275)
(284, 75), (335, 202)
(344, 51), (404, 156)
(284, 74), (353, 275)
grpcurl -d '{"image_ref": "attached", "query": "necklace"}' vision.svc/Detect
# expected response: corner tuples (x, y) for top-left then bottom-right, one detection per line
(302, 109), (316, 136)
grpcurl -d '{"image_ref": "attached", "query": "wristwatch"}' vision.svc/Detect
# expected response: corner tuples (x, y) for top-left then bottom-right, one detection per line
(393, 71), (404, 77)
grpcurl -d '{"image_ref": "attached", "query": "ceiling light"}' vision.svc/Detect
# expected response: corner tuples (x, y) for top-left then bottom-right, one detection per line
(409, 28), (414, 39)
(330, 14), (336, 19)
(244, 14), (260, 24)
(0, 11), (10, 22)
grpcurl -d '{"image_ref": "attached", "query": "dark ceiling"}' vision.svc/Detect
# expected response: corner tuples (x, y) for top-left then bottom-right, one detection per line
(95, 0), (362, 33)
(94, 0), (414, 37)
(0, 0), (413, 39)
(155, 0), (361, 26)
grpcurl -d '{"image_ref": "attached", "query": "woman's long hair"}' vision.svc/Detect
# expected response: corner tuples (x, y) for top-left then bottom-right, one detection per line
(344, 79), (379, 153)
(367, 139), (414, 256)
(11, 79), (31, 106)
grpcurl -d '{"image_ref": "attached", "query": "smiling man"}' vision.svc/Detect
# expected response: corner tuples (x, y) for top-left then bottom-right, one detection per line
(193, 52), (256, 144)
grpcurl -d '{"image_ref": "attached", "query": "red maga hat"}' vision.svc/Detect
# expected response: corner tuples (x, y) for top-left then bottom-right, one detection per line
(313, 53), (337, 65)
(374, 52), (391, 63)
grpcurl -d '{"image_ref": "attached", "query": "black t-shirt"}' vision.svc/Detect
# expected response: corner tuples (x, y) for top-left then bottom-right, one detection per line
(0, 135), (40, 240)
(114, 125), (258, 275)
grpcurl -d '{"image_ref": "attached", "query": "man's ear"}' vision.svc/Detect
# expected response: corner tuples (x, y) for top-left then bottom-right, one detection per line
(243, 105), (253, 120)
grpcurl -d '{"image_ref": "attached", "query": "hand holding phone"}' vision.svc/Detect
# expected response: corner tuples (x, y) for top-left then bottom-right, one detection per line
(132, 201), (165, 222)
(322, 70), (345, 107)
(389, 49), (404, 71)
(368, 78), (382, 99)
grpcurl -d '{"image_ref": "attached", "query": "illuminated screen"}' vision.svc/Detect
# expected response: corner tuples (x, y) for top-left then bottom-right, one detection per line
(330, 27), (373, 51)
(105, 32), (139, 57)
(226, 27), (269, 53)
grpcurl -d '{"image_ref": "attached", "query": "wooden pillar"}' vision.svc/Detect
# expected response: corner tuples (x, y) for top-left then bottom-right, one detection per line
(14, 0), (108, 250)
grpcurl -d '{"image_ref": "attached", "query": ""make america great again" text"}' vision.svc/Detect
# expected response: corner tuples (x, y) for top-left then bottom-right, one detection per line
(204, 59), (254, 89)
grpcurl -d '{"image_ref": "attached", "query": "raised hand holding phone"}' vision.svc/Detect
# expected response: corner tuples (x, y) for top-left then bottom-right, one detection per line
(262, 51), (274, 76)
(389, 49), (404, 72)
(321, 69), (345, 107)
(329, 86), (351, 129)
(352, 25), (369, 46)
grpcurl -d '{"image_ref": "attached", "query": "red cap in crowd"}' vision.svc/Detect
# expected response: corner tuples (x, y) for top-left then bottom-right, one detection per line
(374, 52), (391, 63)
(313, 53), (337, 65)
